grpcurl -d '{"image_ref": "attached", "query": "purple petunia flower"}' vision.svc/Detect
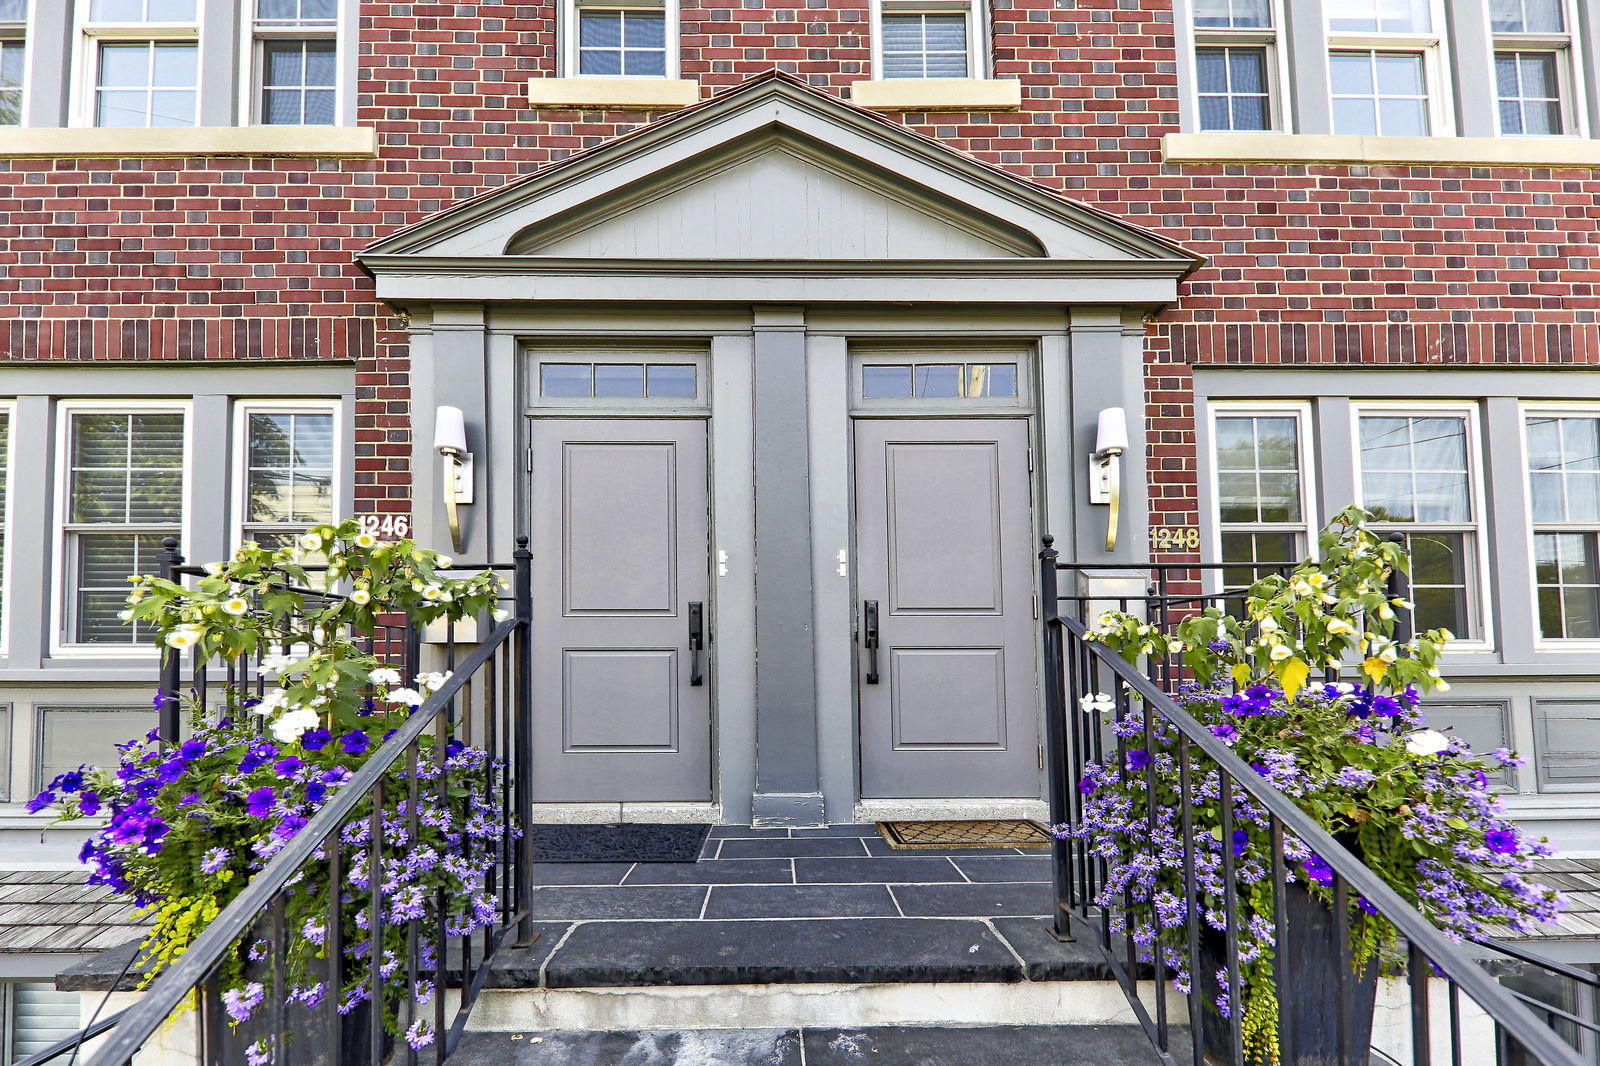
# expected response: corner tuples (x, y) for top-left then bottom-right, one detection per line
(340, 731), (370, 757)
(299, 728), (332, 752)
(274, 756), (303, 778)
(1126, 748), (1153, 771)
(245, 787), (275, 819)
(1486, 829), (1519, 855)
(1232, 829), (1249, 858)
(1078, 777), (1097, 795)
(1210, 723), (1239, 745)
(77, 791), (102, 816)
(306, 780), (328, 804)
(1302, 853), (1335, 886)
(26, 791), (54, 814)
(179, 738), (207, 762)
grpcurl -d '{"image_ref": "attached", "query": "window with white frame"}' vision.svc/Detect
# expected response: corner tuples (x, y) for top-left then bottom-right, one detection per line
(1525, 410), (1600, 641)
(59, 407), (186, 646)
(237, 404), (338, 560)
(1490, 0), (1576, 136)
(1326, 0), (1441, 136)
(1211, 407), (1311, 589)
(82, 0), (200, 128)
(0, 406), (9, 651)
(1191, 0), (1278, 131)
(0, 0), (25, 127)
(876, 0), (981, 79)
(572, 0), (671, 77)
(1355, 408), (1481, 639)
(251, 0), (337, 125)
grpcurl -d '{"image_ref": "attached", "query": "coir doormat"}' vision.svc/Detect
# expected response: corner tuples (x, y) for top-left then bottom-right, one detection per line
(531, 823), (712, 863)
(877, 819), (1053, 850)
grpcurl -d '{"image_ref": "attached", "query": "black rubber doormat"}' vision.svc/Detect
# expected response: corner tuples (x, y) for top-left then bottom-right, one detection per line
(530, 823), (712, 863)
(877, 819), (1053, 850)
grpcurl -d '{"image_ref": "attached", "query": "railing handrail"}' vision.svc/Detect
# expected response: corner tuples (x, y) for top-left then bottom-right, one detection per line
(85, 617), (521, 1066)
(1052, 610), (1589, 1066)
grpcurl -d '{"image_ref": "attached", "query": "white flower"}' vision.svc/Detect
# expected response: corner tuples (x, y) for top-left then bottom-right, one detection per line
(349, 588), (371, 606)
(1079, 692), (1115, 714)
(1436, 628), (1455, 643)
(1377, 604), (1395, 621)
(1258, 617), (1279, 634)
(221, 597), (250, 617)
(434, 555), (454, 569)
(492, 608), (509, 622)
(299, 532), (324, 552)
(1433, 680), (1452, 692)
(1378, 646), (1398, 663)
(269, 707), (321, 744)
(260, 652), (305, 676)
(369, 667), (403, 686)
(386, 687), (424, 707)
(164, 625), (202, 650)
(1307, 573), (1327, 589)
(354, 533), (377, 549)
(118, 609), (134, 622)
(1326, 618), (1357, 636)
(416, 671), (452, 695)
(250, 690), (287, 717)
(421, 585), (443, 601)
(204, 562), (225, 576)
(1404, 729), (1451, 757)
(1095, 612), (1118, 630)
(1268, 644), (1294, 662)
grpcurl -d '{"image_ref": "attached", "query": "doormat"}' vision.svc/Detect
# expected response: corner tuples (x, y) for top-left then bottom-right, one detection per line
(531, 823), (712, 863)
(876, 819), (1054, 850)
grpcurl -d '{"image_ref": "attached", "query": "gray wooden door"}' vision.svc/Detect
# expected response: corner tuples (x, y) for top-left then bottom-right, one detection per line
(529, 418), (712, 802)
(854, 418), (1039, 798)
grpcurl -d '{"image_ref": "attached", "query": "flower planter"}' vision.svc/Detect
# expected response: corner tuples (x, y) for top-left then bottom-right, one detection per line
(202, 954), (391, 1066)
(1198, 883), (1379, 1066)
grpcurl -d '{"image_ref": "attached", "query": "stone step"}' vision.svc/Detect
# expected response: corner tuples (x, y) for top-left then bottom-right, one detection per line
(450, 1025), (1174, 1066)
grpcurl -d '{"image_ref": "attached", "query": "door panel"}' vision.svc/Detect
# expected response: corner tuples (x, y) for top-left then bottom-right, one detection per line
(531, 419), (712, 802)
(855, 418), (1038, 799)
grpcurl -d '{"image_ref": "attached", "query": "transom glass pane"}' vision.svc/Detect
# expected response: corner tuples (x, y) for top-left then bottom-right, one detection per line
(577, 9), (667, 76)
(881, 13), (969, 79)
(862, 365), (912, 399)
(90, 0), (197, 21)
(1193, 0), (1270, 29)
(646, 364), (697, 398)
(1490, 0), (1564, 33)
(540, 362), (699, 400)
(860, 363), (1018, 400)
(1326, 0), (1431, 33)
(541, 363), (593, 398)
(257, 0), (338, 23)
(1359, 414), (1470, 523)
(593, 363), (646, 398)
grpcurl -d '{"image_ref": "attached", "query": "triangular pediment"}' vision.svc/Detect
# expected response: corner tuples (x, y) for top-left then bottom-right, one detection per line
(362, 73), (1202, 273)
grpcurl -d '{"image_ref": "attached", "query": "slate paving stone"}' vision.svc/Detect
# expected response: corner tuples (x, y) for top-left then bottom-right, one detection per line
(801, 1025), (1170, 1066)
(542, 918), (1024, 986)
(718, 837), (869, 859)
(486, 923), (576, 988)
(623, 858), (794, 886)
(861, 837), (1034, 858)
(708, 825), (792, 838)
(891, 881), (1053, 917)
(528, 885), (708, 920)
(449, 1028), (804, 1066)
(527, 862), (634, 886)
(704, 883), (898, 919)
(990, 917), (1127, 981)
(950, 855), (1052, 883)
(789, 824), (877, 837)
(794, 856), (961, 884)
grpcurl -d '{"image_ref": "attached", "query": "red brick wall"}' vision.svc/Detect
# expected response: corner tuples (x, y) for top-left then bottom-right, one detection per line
(0, 0), (1595, 531)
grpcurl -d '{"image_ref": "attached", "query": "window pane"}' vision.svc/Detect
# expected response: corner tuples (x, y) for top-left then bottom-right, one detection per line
(1196, 50), (1228, 95)
(0, 0), (25, 18)
(1199, 96), (1232, 131)
(579, 49), (622, 75)
(541, 364), (592, 397)
(1534, 533), (1600, 640)
(38, 708), (159, 788)
(1217, 472), (1259, 524)
(1193, 0), (1269, 28)
(98, 43), (151, 88)
(647, 364), (697, 398)
(0, 411), (7, 642)
(593, 363), (645, 398)
(623, 11), (665, 48)
(1228, 49), (1265, 94)
(1373, 52), (1423, 95)
(1327, 0), (1429, 32)
(149, 0), (197, 19)
(247, 412), (335, 525)
(74, 533), (169, 642)
(862, 365), (911, 399)
(623, 49), (666, 76)
(1229, 93), (1269, 131)
(91, 0), (146, 20)
(579, 12), (622, 48)
(968, 364), (1017, 397)
(1333, 98), (1378, 136)
(1360, 414), (1469, 523)
(913, 364), (961, 398)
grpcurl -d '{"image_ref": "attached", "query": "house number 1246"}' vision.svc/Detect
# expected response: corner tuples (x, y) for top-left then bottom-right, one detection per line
(358, 514), (412, 539)
(1149, 526), (1201, 551)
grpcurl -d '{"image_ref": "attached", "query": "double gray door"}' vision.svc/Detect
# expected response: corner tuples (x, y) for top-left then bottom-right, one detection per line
(854, 418), (1040, 798)
(529, 418), (712, 802)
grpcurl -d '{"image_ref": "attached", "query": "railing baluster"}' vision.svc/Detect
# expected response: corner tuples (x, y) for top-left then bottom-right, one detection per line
(1177, 736), (1204, 1066)
(1268, 815), (1293, 1064)
(1334, 872), (1354, 1066)
(369, 779), (384, 1066)
(1411, 940), (1432, 1066)
(1217, 767), (1244, 1066)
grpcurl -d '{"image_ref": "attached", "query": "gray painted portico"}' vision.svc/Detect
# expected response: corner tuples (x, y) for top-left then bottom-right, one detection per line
(360, 72), (1201, 825)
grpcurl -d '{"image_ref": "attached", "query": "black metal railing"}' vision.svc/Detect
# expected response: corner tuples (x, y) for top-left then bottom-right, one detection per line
(23, 538), (536, 1066)
(1040, 537), (1593, 1066)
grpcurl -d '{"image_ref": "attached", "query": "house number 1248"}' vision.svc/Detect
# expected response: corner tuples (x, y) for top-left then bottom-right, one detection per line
(1149, 526), (1201, 551)
(358, 514), (412, 539)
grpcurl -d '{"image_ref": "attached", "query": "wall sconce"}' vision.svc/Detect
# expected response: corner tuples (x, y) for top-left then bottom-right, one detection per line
(433, 405), (473, 554)
(1088, 407), (1128, 552)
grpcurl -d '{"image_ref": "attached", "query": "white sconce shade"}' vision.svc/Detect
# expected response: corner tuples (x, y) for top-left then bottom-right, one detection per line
(1095, 407), (1129, 457)
(434, 405), (468, 457)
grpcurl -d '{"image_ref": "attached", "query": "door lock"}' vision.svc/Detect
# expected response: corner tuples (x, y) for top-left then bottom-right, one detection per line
(863, 599), (879, 685)
(688, 601), (705, 687)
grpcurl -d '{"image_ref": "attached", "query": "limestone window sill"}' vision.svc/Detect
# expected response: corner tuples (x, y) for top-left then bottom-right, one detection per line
(1163, 131), (1600, 168)
(527, 77), (701, 110)
(848, 78), (1022, 112)
(0, 125), (378, 159)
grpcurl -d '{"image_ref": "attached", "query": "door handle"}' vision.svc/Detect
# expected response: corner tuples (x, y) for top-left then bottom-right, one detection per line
(863, 599), (879, 685)
(688, 601), (705, 687)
